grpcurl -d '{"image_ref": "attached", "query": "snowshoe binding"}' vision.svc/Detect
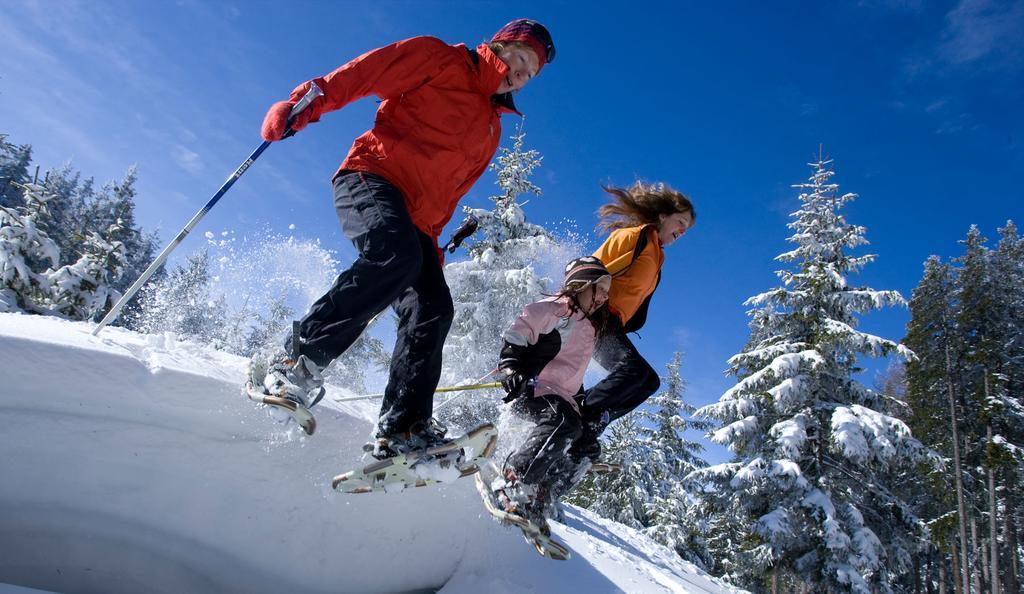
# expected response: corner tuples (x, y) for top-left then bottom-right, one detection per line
(475, 459), (571, 561)
(245, 349), (324, 436)
(332, 422), (498, 494)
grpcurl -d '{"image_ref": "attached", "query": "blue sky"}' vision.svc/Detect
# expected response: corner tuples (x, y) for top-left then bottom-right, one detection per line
(2, 1), (1022, 460)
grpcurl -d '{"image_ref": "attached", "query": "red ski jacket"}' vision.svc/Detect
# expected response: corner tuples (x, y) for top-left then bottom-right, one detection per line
(285, 36), (518, 244)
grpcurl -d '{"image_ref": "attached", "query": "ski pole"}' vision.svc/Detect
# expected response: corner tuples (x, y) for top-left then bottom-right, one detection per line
(434, 368), (502, 412)
(333, 381), (501, 403)
(91, 82), (325, 336)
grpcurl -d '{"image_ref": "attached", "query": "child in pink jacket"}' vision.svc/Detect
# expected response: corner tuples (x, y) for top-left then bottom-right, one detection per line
(493, 256), (612, 527)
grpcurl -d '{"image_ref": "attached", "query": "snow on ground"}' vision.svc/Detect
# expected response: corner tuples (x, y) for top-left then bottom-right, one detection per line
(0, 313), (744, 594)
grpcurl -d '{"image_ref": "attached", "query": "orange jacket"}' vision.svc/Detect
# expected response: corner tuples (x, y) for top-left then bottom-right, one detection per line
(593, 225), (664, 330)
(287, 37), (517, 243)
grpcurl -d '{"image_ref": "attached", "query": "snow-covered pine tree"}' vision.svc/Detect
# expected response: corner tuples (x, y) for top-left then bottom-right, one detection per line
(440, 122), (563, 429)
(324, 326), (390, 395)
(129, 249), (228, 345)
(949, 226), (998, 594)
(36, 164), (91, 260)
(989, 221), (1024, 593)
(568, 412), (651, 527)
(903, 225), (1024, 593)
(904, 256), (961, 480)
(953, 224), (1023, 593)
(567, 352), (712, 567)
(80, 166), (159, 317)
(647, 353), (712, 491)
(231, 293), (294, 359)
(904, 253), (971, 594)
(691, 156), (934, 593)
(47, 224), (127, 321)
(0, 134), (33, 209)
(0, 182), (60, 313)
(643, 352), (714, 568)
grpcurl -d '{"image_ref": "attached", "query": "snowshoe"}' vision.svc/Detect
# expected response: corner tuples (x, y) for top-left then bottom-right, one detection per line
(332, 423), (498, 494)
(244, 352), (324, 436)
(474, 459), (571, 561)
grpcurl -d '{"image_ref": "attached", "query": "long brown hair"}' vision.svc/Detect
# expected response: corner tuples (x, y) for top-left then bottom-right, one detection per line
(596, 181), (696, 233)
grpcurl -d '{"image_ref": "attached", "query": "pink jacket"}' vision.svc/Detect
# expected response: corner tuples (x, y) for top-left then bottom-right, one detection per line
(502, 296), (597, 412)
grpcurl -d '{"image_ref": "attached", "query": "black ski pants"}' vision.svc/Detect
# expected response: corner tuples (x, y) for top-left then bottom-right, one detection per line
(294, 171), (454, 436)
(507, 394), (583, 486)
(579, 316), (661, 431)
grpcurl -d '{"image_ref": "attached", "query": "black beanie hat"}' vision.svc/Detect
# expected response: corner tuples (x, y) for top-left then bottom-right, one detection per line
(563, 256), (611, 292)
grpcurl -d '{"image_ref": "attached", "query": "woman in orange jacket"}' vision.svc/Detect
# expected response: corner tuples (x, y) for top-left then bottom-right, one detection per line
(250, 20), (556, 458)
(571, 181), (696, 462)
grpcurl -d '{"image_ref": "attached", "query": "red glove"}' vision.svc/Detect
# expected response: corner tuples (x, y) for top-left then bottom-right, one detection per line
(260, 100), (314, 142)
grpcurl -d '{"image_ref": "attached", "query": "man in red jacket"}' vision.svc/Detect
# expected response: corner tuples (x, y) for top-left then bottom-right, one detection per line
(252, 19), (555, 458)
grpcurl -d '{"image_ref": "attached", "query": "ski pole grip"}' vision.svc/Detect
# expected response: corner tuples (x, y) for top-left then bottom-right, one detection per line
(282, 81), (324, 139)
(289, 81), (324, 120)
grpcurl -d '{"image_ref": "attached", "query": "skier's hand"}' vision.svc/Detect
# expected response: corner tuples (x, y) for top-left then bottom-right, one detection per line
(261, 100), (314, 142)
(500, 369), (530, 400)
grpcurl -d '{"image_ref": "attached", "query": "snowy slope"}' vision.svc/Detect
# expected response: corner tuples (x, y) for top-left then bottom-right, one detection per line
(0, 313), (743, 594)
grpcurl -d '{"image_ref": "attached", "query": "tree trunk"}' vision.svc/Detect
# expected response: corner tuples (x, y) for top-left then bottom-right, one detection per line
(972, 515), (983, 593)
(947, 344), (971, 594)
(939, 554), (947, 594)
(914, 553), (922, 594)
(987, 431), (1000, 593)
(985, 374), (1001, 594)
(953, 541), (963, 594)
(771, 571), (777, 594)
(1005, 503), (1019, 594)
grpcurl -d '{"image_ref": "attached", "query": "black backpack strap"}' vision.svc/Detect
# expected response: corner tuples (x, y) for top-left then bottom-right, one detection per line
(618, 225), (659, 333)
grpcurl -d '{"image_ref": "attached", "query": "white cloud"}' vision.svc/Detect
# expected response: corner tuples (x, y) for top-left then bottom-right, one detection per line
(940, 0), (1024, 66)
(857, 0), (926, 12)
(924, 98), (949, 113)
(672, 325), (696, 349)
(173, 145), (204, 174)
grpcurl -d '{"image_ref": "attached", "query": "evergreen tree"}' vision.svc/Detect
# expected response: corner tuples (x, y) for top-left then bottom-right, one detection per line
(904, 257), (958, 453)
(0, 182), (60, 313)
(37, 163), (90, 259)
(993, 221), (1024, 408)
(129, 249), (228, 344)
(82, 166), (159, 305)
(0, 134), (33, 209)
(642, 353), (714, 567)
(571, 413), (650, 528)
(47, 224), (126, 321)
(232, 293), (295, 359)
(903, 225), (1024, 593)
(647, 353), (711, 486)
(567, 353), (712, 566)
(955, 226), (1001, 418)
(990, 223), (1024, 484)
(440, 123), (563, 429)
(692, 157), (933, 593)
(324, 326), (390, 394)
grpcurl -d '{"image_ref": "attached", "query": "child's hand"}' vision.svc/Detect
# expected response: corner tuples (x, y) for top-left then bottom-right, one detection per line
(500, 369), (530, 399)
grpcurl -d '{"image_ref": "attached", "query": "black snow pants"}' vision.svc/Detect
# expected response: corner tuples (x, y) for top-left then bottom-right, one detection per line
(292, 171), (454, 436)
(507, 394), (583, 486)
(577, 316), (661, 433)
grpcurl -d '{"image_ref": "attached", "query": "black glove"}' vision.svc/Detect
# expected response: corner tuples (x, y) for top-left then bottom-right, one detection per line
(500, 369), (532, 402)
(442, 214), (479, 253)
